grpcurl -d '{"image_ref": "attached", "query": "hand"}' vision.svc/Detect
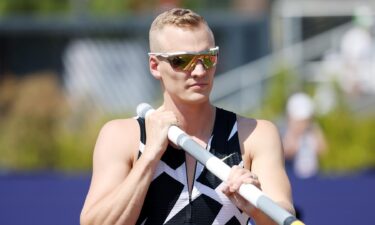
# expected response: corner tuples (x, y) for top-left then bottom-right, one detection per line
(144, 108), (178, 159)
(221, 166), (261, 215)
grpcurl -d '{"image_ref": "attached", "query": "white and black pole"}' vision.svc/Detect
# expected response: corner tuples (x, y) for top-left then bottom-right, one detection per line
(137, 103), (304, 225)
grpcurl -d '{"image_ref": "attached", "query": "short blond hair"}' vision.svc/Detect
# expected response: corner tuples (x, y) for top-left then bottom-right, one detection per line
(149, 8), (211, 51)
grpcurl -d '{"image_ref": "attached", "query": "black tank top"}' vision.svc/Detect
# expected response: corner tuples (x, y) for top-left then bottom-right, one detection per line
(136, 108), (250, 225)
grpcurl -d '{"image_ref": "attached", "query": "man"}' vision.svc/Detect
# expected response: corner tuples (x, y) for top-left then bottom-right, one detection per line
(80, 8), (295, 225)
(283, 92), (327, 179)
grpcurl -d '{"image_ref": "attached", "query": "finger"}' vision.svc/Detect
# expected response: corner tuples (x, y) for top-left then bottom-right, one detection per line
(226, 166), (243, 192)
(241, 174), (262, 190)
(171, 117), (179, 127)
(242, 178), (261, 189)
(228, 170), (261, 192)
(230, 174), (251, 192)
(221, 183), (230, 194)
(225, 191), (248, 210)
(227, 166), (250, 184)
(227, 166), (243, 183)
(149, 110), (177, 124)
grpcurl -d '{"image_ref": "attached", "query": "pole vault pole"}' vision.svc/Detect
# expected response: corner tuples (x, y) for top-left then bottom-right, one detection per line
(137, 103), (304, 225)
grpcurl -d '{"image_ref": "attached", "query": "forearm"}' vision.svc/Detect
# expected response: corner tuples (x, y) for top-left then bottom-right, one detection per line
(251, 210), (278, 225)
(81, 152), (160, 225)
(250, 201), (295, 225)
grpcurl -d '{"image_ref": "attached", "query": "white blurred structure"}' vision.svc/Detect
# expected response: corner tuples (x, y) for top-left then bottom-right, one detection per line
(63, 39), (159, 114)
(212, 0), (375, 115)
(336, 6), (375, 95)
(61, 1), (375, 115)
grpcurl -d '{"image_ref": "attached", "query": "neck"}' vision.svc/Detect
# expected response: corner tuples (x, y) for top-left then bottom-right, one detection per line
(162, 100), (216, 139)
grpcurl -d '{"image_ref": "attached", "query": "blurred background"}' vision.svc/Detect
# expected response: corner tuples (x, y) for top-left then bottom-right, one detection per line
(0, 0), (374, 224)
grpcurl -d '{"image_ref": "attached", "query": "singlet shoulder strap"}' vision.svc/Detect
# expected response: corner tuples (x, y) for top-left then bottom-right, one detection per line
(211, 107), (237, 142)
(209, 108), (241, 163)
(136, 117), (146, 144)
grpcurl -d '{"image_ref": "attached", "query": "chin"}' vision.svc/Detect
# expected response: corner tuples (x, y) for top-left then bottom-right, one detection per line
(182, 94), (210, 105)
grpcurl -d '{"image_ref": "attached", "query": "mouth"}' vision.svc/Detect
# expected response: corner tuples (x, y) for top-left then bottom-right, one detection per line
(188, 83), (208, 89)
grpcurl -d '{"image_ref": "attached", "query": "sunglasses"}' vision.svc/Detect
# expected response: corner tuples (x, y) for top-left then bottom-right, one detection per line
(148, 46), (219, 72)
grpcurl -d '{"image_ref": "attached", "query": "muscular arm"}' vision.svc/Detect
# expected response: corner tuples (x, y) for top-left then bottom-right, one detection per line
(80, 119), (156, 225)
(238, 118), (295, 224)
(81, 109), (177, 225)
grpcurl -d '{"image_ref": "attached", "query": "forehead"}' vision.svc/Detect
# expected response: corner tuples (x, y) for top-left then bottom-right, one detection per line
(155, 24), (215, 52)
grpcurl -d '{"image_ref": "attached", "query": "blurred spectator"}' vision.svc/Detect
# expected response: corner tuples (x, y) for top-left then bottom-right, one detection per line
(282, 92), (327, 179)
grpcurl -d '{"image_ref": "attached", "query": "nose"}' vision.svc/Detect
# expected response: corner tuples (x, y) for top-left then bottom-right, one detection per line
(190, 60), (206, 77)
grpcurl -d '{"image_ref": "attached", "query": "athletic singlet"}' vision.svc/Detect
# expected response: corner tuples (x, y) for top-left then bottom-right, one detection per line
(135, 108), (250, 225)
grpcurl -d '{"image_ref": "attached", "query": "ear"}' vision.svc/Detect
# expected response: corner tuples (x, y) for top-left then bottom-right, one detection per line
(149, 56), (161, 80)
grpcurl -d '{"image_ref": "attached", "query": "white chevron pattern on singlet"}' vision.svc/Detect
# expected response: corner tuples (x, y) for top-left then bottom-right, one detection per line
(228, 121), (238, 141)
(138, 119), (249, 224)
(139, 142), (190, 224)
(193, 162), (248, 225)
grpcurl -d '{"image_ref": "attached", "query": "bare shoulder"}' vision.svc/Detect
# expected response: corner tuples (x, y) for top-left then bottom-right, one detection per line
(237, 116), (294, 214)
(93, 117), (140, 166)
(237, 116), (282, 158)
(81, 118), (141, 214)
(99, 118), (140, 139)
(237, 116), (280, 142)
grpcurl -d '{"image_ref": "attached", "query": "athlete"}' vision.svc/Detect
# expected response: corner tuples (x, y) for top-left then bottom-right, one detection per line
(80, 8), (295, 225)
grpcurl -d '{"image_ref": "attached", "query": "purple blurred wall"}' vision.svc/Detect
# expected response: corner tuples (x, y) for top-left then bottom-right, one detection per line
(0, 170), (374, 225)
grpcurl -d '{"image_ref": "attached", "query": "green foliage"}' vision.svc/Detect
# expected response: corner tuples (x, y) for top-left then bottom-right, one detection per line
(0, 74), (65, 169)
(0, 73), (110, 171)
(1, 69), (374, 173)
(254, 66), (296, 119)
(0, 0), (70, 15)
(54, 114), (107, 171)
(317, 92), (375, 173)
(0, 0), (232, 16)
(319, 111), (375, 173)
(181, 0), (205, 9)
(88, 0), (132, 15)
(256, 68), (375, 173)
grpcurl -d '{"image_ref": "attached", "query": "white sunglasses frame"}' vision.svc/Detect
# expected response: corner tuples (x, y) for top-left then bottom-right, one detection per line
(148, 46), (219, 57)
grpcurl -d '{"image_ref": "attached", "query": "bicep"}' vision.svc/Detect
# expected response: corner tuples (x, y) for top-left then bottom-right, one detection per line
(82, 119), (138, 211)
(251, 150), (291, 204)
(244, 120), (294, 210)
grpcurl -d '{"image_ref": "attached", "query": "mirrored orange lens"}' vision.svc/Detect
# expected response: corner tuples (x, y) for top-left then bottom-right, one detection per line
(167, 54), (217, 71)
